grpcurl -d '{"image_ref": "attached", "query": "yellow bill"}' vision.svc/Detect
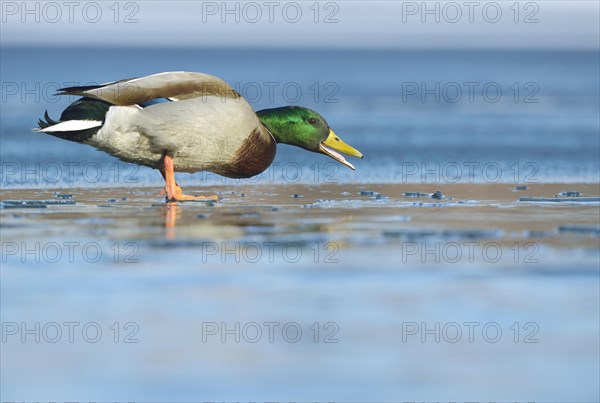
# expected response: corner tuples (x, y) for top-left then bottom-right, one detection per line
(319, 129), (363, 170)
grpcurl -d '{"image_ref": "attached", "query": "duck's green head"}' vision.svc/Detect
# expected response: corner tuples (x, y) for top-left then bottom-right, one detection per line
(256, 106), (363, 170)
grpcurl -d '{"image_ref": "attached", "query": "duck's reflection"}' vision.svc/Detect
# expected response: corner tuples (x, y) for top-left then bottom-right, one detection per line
(162, 202), (181, 239)
(159, 200), (350, 242)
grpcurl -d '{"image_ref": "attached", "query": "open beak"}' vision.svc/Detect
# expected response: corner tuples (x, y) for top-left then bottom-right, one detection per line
(319, 129), (363, 170)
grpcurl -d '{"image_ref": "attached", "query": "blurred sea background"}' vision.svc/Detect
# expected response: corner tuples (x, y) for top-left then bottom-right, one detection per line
(1, 47), (599, 187)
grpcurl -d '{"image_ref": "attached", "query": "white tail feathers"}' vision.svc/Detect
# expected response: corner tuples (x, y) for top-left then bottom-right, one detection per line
(35, 120), (103, 133)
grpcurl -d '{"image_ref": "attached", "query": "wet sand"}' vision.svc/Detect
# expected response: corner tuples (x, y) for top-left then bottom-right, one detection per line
(1, 182), (599, 400)
(2, 182), (599, 250)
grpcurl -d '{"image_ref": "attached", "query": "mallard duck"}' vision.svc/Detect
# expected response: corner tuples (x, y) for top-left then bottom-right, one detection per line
(36, 72), (362, 201)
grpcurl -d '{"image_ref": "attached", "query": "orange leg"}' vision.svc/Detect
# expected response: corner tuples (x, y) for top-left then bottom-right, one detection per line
(159, 169), (183, 196)
(160, 154), (219, 202)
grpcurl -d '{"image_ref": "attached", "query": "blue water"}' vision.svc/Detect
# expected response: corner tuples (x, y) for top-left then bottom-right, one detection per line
(1, 48), (599, 186)
(1, 47), (599, 401)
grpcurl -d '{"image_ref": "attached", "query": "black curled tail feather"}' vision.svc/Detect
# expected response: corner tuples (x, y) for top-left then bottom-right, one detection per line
(38, 111), (59, 129)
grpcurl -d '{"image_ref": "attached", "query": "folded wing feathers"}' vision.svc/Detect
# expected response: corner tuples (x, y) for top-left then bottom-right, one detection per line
(56, 71), (240, 106)
(56, 77), (136, 97)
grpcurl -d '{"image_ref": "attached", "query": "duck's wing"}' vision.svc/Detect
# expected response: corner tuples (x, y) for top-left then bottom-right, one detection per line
(57, 71), (241, 106)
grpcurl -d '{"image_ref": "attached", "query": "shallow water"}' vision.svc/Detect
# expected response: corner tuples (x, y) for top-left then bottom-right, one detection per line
(1, 183), (599, 400)
(1, 46), (599, 400)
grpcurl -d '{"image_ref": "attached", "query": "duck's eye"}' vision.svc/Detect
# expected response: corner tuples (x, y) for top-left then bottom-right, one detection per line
(308, 118), (318, 125)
